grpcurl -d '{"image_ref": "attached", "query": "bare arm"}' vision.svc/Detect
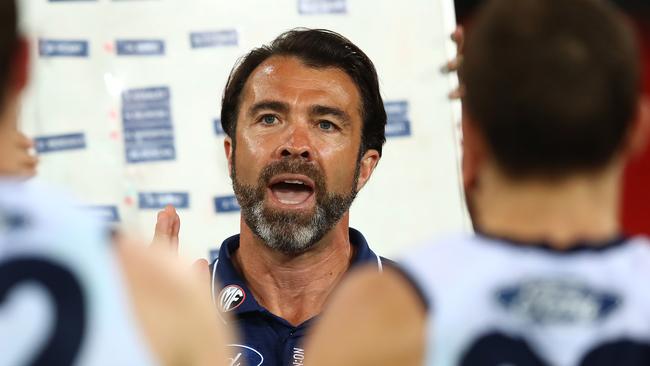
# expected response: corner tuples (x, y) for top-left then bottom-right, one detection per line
(116, 237), (233, 366)
(305, 265), (427, 366)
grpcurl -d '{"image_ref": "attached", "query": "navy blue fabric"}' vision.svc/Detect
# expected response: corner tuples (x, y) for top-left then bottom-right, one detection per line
(211, 228), (383, 366)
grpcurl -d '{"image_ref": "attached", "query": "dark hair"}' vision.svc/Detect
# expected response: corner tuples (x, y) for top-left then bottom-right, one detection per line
(221, 28), (387, 156)
(462, 0), (640, 179)
(0, 0), (17, 102)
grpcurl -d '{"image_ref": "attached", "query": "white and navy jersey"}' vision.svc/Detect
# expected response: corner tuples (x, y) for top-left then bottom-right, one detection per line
(0, 181), (154, 366)
(400, 233), (650, 366)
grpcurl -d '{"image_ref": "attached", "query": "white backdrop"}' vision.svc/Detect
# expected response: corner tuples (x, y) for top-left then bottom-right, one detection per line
(18, 0), (468, 260)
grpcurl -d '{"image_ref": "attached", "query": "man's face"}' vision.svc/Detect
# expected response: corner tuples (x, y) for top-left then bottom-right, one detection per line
(226, 55), (378, 254)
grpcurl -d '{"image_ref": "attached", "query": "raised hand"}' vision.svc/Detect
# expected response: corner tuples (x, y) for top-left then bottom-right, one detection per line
(0, 129), (38, 178)
(442, 26), (465, 99)
(151, 204), (180, 252)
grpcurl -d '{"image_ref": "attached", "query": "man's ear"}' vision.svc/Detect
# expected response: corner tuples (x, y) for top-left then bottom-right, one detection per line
(461, 115), (488, 193)
(356, 149), (380, 192)
(624, 96), (650, 158)
(224, 136), (233, 176)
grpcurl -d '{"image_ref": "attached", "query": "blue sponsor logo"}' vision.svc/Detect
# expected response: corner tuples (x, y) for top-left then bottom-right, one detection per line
(190, 30), (238, 48)
(384, 100), (411, 138)
(215, 195), (240, 213)
(122, 87), (170, 104)
(35, 133), (86, 153)
(122, 105), (171, 128)
(122, 86), (176, 163)
(138, 192), (189, 209)
(497, 279), (621, 325)
(125, 145), (175, 163)
(85, 205), (120, 222)
(214, 118), (225, 135)
(227, 344), (264, 366)
(124, 128), (174, 143)
(39, 39), (88, 57)
(298, 0), (346, 14)
(116, 40), (165, 56)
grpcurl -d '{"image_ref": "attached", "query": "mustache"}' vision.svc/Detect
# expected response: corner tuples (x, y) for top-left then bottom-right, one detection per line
(259, 159), (326, 192)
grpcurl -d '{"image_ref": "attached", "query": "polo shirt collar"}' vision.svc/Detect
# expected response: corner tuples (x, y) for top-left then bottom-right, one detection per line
(211, 228), (382, 316)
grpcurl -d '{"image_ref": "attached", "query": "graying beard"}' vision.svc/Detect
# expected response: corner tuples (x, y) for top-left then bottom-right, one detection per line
(249, 201), (328, 254)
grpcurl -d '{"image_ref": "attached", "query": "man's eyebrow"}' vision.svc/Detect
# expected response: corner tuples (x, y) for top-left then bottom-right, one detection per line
(248, 101), (290, 117)
(310, 105), (351, 125)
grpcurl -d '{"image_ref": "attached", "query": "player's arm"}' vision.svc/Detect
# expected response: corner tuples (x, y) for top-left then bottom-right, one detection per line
(305, 265), (427, 366)
(116, 237), (233, 366)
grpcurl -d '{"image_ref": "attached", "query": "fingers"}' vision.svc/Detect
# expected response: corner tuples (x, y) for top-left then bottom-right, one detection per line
(152, 206), (173, 249)
(443, 26), (466, 100)
(152, 205), (181, 253)
(16, 132), (33, 149)
(171, 206), (180, 252)
(448, 84), (465, 100)
(17, 154), (38, 178)
(451, 26), (464, 51)
(192, 259), (211, 288)
(0, 130), (38, 178)
(441, 55), (463, 74)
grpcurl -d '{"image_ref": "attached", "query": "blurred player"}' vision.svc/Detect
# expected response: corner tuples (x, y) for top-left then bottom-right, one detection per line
(0, 1), (230, 364)
(306, 0), (650, 364)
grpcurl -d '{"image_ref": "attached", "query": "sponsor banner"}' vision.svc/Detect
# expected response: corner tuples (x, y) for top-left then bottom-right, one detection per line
(384, 100), (411, 138)
(34, 133), (86, 153)
(39, 39), (89, 58)
(190, 30), (238, 49)
(85, 205), (120, 222)
(138, 192), (190, 209)
(116, 40), (165, 56)
(298, 0), (346, 14)
(122, 86), (176, 163)
(214, 195), (240, 213)
(214, 118), (225, 135)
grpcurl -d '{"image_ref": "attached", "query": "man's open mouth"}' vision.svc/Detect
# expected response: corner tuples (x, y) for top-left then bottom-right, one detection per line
(268, 175), (316, 206)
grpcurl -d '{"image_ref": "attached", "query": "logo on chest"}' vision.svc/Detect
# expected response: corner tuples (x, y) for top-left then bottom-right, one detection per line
(219, 285), (246, 312)
(496, 278), (621, 325)
(227, 344), (263, 366)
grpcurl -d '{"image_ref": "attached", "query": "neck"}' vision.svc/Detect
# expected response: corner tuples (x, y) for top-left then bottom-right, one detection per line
(234, 213), (353, 325)
(474, 162), (623, 249)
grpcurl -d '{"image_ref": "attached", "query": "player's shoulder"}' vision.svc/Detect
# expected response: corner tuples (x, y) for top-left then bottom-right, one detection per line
(399, 232), (483, 273)
(307, 263), (427, 366)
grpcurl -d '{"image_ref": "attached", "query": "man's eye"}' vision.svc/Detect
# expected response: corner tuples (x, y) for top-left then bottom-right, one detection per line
(319, 121), (334, 130)
(262, 115), (277, 125)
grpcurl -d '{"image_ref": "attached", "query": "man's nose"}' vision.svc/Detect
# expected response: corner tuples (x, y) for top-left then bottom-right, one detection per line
(276, 124), (313, 160)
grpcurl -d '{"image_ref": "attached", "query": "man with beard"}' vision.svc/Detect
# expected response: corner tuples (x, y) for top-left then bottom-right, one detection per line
(153, 28), (387, 365)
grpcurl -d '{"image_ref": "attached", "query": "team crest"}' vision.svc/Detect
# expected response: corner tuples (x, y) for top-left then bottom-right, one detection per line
(219, 285), (246, 312)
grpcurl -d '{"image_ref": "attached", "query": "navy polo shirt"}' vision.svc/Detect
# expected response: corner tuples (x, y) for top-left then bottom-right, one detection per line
(210, 228), (385, 366)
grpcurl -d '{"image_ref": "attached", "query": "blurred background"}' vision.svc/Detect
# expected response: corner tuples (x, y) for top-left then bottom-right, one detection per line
(16, 0), (649, 261)
(17, 0), (468, 260)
